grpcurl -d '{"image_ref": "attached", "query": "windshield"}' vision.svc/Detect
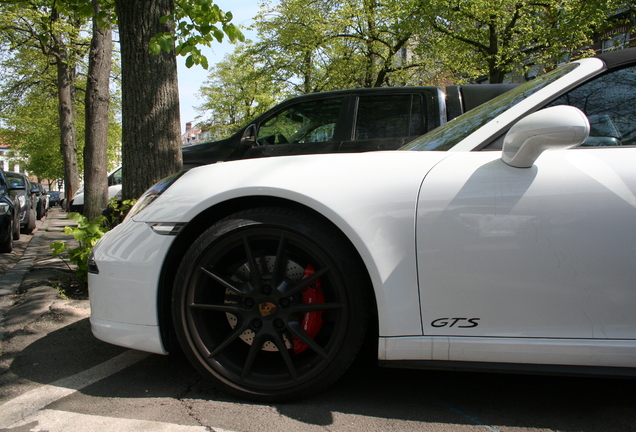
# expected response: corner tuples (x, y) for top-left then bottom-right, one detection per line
(402, 63), (580, 152)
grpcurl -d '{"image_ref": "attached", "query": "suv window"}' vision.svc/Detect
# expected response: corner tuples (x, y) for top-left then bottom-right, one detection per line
(257, 98), (345, 145)
(110, 167), (123, 186)
(546, 65), (636, 147)
(355, 94), (425, 140)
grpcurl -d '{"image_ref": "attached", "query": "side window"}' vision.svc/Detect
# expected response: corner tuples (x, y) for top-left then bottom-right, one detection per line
(109, 168), (122, 186)
(257, 98), (344, 145)
(355, 94), (426, 140)
(546, 65), (636, 147)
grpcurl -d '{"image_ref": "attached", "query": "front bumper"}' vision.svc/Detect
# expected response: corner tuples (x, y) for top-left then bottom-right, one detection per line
(88, 218), (177, 355)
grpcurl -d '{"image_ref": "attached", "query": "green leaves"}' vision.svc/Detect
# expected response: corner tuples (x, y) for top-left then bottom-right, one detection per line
(196, 44), (285, 140)
(147, 0), (245, 69)
(51, 212), (108, 284)
(420, 0), (624, 82)
(50, 199), (136, 285)
(149, 32), (174, 55)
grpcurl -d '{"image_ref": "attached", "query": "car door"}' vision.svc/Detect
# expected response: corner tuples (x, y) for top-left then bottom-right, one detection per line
(241, 97), (347, 159)
(416, 64), (636, 342)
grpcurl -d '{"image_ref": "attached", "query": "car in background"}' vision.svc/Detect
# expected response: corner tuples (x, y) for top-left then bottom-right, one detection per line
(48, 191), (62, 207)
(181, 84), (517, 170)
(5, 171), (37, 235)
(31, 182), (49, 220)
(89, 48), (636, 401)
(69, 167), (122, 214)
(0, 169), (21, 253)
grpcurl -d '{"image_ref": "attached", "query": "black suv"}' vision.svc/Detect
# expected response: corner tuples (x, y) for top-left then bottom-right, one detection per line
(5, 171), (37, 234)
(0, 169), (21, 253)
(182, 87), (443, 170)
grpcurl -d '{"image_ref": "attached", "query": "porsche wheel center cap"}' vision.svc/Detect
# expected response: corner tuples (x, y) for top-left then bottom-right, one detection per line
(259, 302), (277, 317)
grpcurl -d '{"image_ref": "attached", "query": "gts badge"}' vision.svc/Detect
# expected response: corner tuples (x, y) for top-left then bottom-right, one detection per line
(431, 318), (480, 328)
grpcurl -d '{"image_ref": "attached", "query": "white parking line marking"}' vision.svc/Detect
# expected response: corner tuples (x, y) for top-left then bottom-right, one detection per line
(0, 350), (150, 429)
(9, 409), (234, 432)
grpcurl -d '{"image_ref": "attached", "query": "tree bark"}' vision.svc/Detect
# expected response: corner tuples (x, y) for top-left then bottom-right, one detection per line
(115, 0), (182, 200)
(83, 0), (113, 220)
(51, 37), (80, 207)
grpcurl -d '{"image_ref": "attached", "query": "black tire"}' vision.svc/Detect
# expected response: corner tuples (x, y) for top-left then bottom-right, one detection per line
(69, 204), (83, 214)
(22, 208), (36, 234)
(0, 219), (13, 253)
(12, 214), (20, 241)
(172, 207), (370, 401)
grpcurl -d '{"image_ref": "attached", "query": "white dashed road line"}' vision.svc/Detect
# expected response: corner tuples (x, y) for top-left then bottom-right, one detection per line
(0, 350), (238, 432)
(7, 409), (215, 432)
(0, 350), (150, 429)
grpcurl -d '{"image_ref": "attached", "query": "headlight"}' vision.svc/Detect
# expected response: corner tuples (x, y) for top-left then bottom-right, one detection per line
(0, 203), (9, 215)
(126, 171), (186, 220)
(18, 195), (25, 207)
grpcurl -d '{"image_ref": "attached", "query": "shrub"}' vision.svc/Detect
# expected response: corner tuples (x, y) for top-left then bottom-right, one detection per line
(51, 198), (136, 285)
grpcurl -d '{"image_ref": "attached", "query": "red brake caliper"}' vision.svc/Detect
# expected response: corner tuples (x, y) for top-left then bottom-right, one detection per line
(293, 264), (325, 354)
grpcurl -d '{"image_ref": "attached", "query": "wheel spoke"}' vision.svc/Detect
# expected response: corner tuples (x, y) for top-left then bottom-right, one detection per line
(242, 235), (261, 288)
(241, 333), (266, 380)
(282, 265), (331, 296)
(189, 302), (244, 315)
(241, 332), (270, 380)
(271, 235), (288, 287)
(272, 332), (298, 380)
(207, 320), (251, 358)
(200, 266), (247, 295)
(287, 321), (329, 358)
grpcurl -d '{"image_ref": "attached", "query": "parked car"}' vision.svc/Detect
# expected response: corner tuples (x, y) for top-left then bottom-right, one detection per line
(0, 169), (20, 253)
(89, 48), (636, 401)
(5, 172), (37, 234)
(69, 167), (122, 214)
(47, 191), (62, 207)
(32, 182), (48, 220)
(181, 84), (517, 169)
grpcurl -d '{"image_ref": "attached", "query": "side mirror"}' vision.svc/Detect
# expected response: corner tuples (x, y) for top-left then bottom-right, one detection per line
(502, 105), (589, 168)
(240, 124), (257, 147)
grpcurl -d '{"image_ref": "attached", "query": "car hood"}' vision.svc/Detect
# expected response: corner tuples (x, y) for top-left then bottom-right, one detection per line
(133, 150), (451, 225)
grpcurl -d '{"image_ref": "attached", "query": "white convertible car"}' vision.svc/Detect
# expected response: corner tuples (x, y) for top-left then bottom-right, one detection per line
(89, 48), (636, 400)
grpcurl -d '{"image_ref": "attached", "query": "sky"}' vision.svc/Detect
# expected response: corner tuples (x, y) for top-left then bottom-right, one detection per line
(176, 1), (261, 134)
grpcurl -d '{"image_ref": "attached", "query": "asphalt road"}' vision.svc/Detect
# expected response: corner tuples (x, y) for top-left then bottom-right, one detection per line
(0, 209), (635, 432)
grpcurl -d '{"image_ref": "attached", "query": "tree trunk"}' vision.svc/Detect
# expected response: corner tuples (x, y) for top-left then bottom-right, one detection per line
(83, 0), (113, 221)
(115, 0), (182, 200)
(52, 38), (80, 207)
(488, 59), (505, 84)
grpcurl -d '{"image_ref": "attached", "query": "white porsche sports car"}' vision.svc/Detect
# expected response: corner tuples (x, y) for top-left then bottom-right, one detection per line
(89, 48), (636, 400)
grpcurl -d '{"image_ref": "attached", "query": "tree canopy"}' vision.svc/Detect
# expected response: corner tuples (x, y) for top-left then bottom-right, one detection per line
(196, 44), (285, 140)
(193, 0), (630, 133)
(420, 0), (625, 83)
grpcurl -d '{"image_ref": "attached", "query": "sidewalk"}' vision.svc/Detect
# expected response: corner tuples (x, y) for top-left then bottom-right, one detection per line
(0, 207), (80, 340)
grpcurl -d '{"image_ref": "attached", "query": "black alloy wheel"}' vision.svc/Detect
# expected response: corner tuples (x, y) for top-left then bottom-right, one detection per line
(172, 208), (370, 401)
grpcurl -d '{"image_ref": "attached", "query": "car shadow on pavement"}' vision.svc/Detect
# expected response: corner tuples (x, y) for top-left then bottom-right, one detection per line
(5, 314), (636, 432)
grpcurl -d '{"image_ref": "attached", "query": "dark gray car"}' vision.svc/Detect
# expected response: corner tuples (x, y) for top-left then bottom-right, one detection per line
(5, 171), (37, 234)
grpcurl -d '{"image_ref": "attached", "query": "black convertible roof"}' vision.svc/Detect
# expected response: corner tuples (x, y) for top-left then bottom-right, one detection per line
(595, 47), (636, 69)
